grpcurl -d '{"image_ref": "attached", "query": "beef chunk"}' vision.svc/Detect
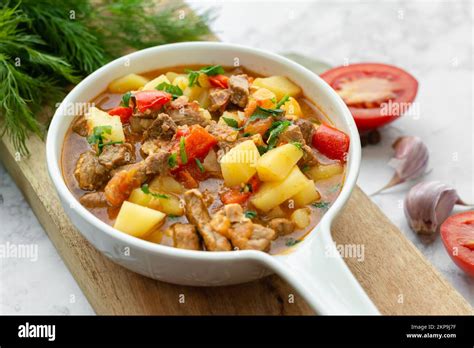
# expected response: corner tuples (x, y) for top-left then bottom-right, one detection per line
(228, 75), (250, 108)
(130, 117), (154, 133)
(143, 113), (177, 141)
(229, 221), (276, 251)
(184, 189), (232, 251)
(144, 149), (169, 175)
(208, 88), (231, 113)
(98, 143), (135, 170)
(278, 124), (305, 145)
(268, 218), (295, 236)
(74, 151), (109, 191)
(300, 144), (319, 167)
(172, 223), (201, 250)
(79, 192), (108, 208)
(166, 96), (210, 126)
(72, 116), (88, 137)
(206, 122), (239, 142)
(140, 138), (169, 157)
(224, 203), (245, 223)
(294, 118), (315, 144)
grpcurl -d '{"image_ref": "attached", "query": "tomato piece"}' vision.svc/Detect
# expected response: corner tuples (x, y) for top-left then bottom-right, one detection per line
(209, 74), (229, 89)
(108, 106), (133, 123)
(134, 90), (171, 113)
(320, 63), (418, 131)
(441, 211), (474, 276)
(248, 175), (261, 193)
(174, 125), (217, 166)
(104, 168), (142, 207)
(244, 117), (273, 136)
(312, 124), (350, 162)
(220, 189), (251, 205)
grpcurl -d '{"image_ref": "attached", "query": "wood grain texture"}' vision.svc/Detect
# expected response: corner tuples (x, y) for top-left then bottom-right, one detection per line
(1, 132), (472, 315)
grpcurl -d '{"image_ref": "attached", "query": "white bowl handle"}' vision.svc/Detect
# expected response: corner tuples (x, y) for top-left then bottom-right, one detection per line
(266, 228), (380, 315)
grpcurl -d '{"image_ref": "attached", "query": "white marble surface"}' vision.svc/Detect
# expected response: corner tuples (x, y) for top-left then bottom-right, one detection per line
(0, 0), (472, 314)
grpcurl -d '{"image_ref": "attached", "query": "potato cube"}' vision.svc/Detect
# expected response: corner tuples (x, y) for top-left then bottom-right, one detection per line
(252, 76), (301, 100)
(165, 72), (180, 83)
(85, 107), (125, 143)
(108, 74), (149, 93)
(291, 208), (311, 229)
(307, 163), (344, 181)
(282, 97), (303, 117)
(220, 140), (260, 187)
(257, 144), (303, 181)
(251, 166), (308, 212)
(142, 74), (170, 91)
(114, 201), (165, 238)
(129, 188), (184, 216)
(172, 75), (189, 90)
(197, 73), (211, 88)
(291, 179), (320, 207)
(149, 176), (185, 194)
(218, 111), (246, 127)
(252, 88), (276, 108)
(183, 85), (204, 102)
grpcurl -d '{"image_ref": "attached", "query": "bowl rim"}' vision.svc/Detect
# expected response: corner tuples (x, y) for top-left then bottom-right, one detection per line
(46, 41), (361, 263)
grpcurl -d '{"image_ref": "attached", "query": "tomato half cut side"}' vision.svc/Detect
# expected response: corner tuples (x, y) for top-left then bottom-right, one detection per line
(320, 63), (418, 131)
(440, 211), (474, 276)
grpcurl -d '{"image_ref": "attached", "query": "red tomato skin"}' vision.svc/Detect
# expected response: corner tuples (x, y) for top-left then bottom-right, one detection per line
(312, 124), (350, 162)
(441, 211), (474, 276)
(209, 75), (229, 89)
(134, 90), (171, 113)
(220, 189), (250, 205)
(172, 125), (217, 167)
(320, 63), (418, 131)
(108, 107), (133, 123)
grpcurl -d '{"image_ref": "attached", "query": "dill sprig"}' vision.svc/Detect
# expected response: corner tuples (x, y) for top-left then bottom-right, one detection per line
(0, 0), (214, 155)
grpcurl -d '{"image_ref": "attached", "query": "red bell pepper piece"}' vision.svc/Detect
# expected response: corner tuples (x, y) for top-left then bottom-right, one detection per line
(312, 124), (350, 162)
(134, 90), (171, 113)
(108, 106), (133, 123)
(174, 125), (217, 166)
(219, 175), (261, 205)
(209, 74), (229, 89)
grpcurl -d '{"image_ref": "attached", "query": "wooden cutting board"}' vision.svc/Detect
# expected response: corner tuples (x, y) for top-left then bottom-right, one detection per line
(1, 132), (473, 315)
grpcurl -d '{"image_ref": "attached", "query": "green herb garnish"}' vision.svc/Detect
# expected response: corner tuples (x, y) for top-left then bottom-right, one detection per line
(244, 210), (257, 219)
(186, 65), (225, 87)
(87, 126), (112, 154)
(266, 120), (292, 150)
(285, 238), (300, 247)
(275, 94), (290, 109)
(257, 145), (268, 155)
(141, 184), (169, 199)
(255, 106), (284, 116)
(301, 164), (311, 172)
(156, 82), (183, 99)
(222, 117), (239, 129)
(291, 141), (303, 150)
(168, 153), (177, 168)
(121, 91), (132, 107)
(179, 136), (188, 165)
(195, 158), (205, 173)
(312, 201), (330, 210)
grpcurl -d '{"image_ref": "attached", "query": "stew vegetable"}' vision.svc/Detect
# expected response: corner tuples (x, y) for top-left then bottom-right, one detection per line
(62, 65), (350, 254)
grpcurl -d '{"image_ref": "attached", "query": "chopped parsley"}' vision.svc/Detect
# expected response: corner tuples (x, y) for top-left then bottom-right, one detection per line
(291, 141), (303, 150)
(285, 238), (300, 247)
(312, 201), (330, 210)
(266, 120), (292, 150)
(168, 153), (177, 168)
(141, 184), (169, 199)
(121, 91), (132, 107)
(186, 65), (225, 87)
(156, 82), (183, 99)
(254, 106), (284, 117)
(195, 158), (205, 173)
(222, 117), (239, 129)
(179, 136), (188, 165)
(244, 210), (257, 219)
(257, 145), (268, 155)
(275, 94), (290, 109)
(87, 126), (113, 154)
(301, 164), (311, 172)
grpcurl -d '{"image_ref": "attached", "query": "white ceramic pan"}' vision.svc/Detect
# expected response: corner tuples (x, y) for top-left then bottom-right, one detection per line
(46, 42), (379, 315)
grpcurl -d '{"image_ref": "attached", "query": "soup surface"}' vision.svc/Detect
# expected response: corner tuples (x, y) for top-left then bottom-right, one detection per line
(62, 65), (350, 254)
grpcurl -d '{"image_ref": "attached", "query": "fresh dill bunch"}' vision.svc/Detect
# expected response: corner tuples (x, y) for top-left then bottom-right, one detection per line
(0, 0), (214, 155)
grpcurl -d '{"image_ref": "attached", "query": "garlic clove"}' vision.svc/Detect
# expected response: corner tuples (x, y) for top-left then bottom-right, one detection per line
(372, 136), (429, 195)
(404, 181), (470, 234)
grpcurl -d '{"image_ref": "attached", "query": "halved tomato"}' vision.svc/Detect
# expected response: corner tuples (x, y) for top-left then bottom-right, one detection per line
(441, 211), (474, 276)
(320, 63), (418, 131)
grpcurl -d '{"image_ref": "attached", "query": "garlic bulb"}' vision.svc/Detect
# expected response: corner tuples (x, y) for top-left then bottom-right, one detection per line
(372, 136), (429, 195)
(404, 181), (470, 234)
